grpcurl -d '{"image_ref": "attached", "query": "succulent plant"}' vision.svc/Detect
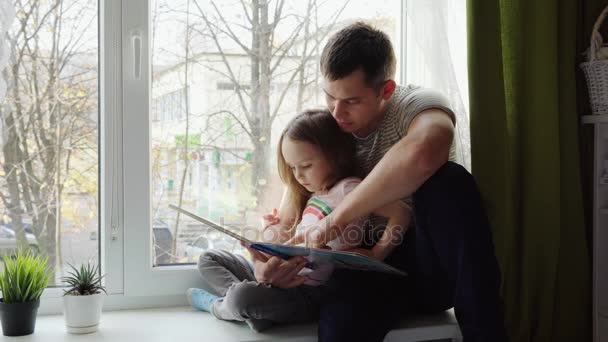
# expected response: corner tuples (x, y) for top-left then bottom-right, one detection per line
(61, 262), (107, 296)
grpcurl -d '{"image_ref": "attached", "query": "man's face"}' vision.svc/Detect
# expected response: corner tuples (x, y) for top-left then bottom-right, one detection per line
(323, 69), (392, 137)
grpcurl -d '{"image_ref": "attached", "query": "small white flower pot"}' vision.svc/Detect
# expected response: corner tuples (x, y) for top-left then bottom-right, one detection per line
(62, 293), (104, 334)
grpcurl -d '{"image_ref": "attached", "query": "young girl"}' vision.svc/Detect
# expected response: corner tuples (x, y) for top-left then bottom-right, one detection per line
(187, 109), (409, 332)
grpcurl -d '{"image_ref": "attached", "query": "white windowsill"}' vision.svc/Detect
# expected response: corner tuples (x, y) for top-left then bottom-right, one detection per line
(9, 306), (461, 342)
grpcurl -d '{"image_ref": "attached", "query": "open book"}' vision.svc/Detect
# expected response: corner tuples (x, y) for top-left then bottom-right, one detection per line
(169, 204), (406, 276)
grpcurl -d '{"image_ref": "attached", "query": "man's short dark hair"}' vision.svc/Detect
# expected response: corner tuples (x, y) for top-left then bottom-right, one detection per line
(320, 22), (396, 90)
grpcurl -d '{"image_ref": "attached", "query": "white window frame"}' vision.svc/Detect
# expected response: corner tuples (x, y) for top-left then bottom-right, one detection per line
(121, 0), (201, 297)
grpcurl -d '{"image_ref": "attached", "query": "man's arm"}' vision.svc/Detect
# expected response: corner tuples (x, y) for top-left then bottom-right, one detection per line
(331, 108), (454, 231)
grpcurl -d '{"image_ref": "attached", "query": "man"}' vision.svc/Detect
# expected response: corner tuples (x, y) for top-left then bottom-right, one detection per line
(243, 22), (506, 341)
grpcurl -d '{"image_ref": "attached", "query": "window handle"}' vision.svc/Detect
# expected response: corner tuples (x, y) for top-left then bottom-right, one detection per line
(131, 30), (142, 79)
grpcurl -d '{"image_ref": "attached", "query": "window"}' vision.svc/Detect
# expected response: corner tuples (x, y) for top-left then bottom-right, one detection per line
(0, 0), (469, 309)
(0, 0), (99, 286)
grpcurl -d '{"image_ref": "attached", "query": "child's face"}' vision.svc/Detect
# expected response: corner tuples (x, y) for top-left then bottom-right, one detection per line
(281, 137), (333, 193)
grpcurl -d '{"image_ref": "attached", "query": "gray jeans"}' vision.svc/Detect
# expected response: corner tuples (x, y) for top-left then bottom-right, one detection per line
(196, 249), (322, 332)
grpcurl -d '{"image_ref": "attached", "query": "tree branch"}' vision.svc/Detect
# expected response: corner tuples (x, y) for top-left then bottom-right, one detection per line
(192, 0), (252, 123)
(204, 110), (253, 140)
(209, 1), (251, 55)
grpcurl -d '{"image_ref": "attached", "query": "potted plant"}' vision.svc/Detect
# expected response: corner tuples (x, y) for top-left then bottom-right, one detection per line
(61, 262), (106, 334)
(0, 249), (53, 336)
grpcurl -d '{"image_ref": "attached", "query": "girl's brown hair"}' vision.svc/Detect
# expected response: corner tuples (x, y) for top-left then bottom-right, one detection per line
(277, 109), (356, 229)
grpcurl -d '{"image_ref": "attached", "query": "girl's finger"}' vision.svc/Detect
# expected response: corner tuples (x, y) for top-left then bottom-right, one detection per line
(246, 245), (270, 262)
(267, 257), (291, 282)
(282, 259), (308, 280)
(267, 257), (307, 286)
(286, 233), (305, 246)
(266, 256), (283, 269)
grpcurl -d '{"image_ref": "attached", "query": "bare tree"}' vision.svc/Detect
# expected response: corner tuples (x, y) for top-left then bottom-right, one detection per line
(0, 0), (98, 281)
(191, 0), (348, 199)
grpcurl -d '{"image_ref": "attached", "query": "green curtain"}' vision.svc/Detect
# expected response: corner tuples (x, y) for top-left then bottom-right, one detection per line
(467, 0), (592, 341)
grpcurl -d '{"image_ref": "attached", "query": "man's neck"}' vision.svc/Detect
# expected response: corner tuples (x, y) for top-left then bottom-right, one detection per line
(353, 104), (390, 138)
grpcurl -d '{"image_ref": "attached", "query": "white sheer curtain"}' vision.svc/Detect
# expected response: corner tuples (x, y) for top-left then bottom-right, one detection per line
(405, 0), (470, 169)
(0, 0), (15, 103)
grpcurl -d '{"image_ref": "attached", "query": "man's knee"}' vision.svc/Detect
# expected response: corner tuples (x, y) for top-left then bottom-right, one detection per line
(417, 162), (476, 196)
(414, 161), (485, 217)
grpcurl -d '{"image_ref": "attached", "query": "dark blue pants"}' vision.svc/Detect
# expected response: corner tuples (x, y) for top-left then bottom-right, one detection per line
(318, 162), (506, 342)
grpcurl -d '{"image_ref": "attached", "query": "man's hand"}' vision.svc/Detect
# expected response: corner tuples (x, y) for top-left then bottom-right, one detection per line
(286, 213), (343, 249)
(242, 242), (309, 288)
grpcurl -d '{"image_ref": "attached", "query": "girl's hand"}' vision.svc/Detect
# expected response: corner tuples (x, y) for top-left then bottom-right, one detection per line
(262, 208), (280, 228)
(241, 242), (308, 289)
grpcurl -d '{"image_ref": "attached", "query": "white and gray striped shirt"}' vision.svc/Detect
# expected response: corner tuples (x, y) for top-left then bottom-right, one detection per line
(353, 85), (456, 234)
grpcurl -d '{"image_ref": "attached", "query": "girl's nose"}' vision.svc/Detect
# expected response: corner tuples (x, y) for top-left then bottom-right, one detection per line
(294, 169), (303, 181)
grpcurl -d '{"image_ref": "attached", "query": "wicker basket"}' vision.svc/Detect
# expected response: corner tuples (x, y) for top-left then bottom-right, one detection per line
(581, 5), (608, 115)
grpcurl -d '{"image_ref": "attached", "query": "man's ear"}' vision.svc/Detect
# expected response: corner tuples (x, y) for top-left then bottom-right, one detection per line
(381, 80), (396, 100)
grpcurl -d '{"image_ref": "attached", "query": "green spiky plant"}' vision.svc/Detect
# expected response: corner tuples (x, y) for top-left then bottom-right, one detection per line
(61, 263), (107, 296)
(0, 249), (53, 303)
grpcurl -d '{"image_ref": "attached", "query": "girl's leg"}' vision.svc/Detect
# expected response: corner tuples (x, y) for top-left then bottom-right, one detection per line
(196, 249), (255, 296)
(196, 249), (272, 330)
(211, 281), (321, 332)
(196, 248), (321, 332)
